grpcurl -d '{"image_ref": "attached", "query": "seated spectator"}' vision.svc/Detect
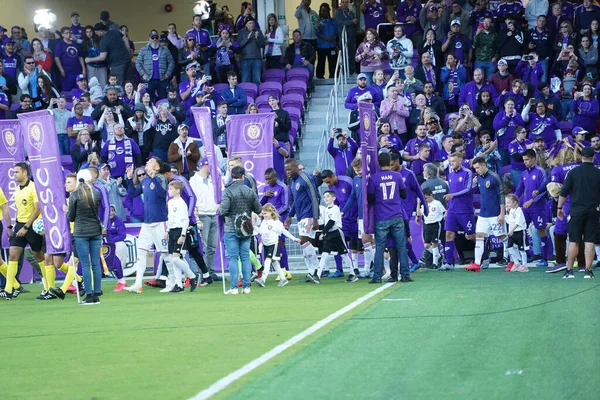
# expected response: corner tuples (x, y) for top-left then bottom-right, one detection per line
(536, 82), (563, 121)
(100, 123), (142, 178)
(440, 53), (467, 112)
(31, 38), (52, 72)
(284, 29), (316, 90)
(345, 73), (378, 110)
(34, 74), (59, 109)
(387, 24), (414, 76)
(71, 75), (92, 101)
(315, 4), (338, 80)
(82, 25), (108, 88)
(71, 130), (100, 172)
(54, 26), (85, 91)
(168, 124), (200, 179)
(67, 103), (95, 148)
(490, 59), (514, 96)
(211, 26), (239, 84)
(264, 13), (284, 70)
(378, 118), (403, 152)
(238, 16), (265, 86)
(91, 87), (133, 122)
(97, 105), (124, 144)
(220, 71), (247, 115)
(125, 103), (153, 161)
(49, 96), (71, 155)
(136, 29), (175, 103)
(355, 28), (389, 86)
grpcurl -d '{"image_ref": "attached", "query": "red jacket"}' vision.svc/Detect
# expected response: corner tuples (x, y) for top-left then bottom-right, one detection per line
(490, 72), (514, 96)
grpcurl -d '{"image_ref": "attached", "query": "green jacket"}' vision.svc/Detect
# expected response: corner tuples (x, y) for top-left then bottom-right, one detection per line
(473, 30), (499, 62)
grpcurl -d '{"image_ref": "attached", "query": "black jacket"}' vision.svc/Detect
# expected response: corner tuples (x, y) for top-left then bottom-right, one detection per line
(272, 108), (291, 142)
(91, 99), (133, 122)
(0, 73), (17, 98)
(71, 142), (101, 171)
(283, 41), (315, 66)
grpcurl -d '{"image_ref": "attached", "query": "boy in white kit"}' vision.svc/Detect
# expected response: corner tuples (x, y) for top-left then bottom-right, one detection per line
(165, 180), (199, 292)
(308, 191), (357, 284)
(419, 188), (446, 269)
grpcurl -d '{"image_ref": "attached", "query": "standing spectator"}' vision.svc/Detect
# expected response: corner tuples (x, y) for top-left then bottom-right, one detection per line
(315, 3), (338, 80)
(68, 174), (103, 305)
(91, 87), (133, 122)
(97, 164), (126, 220)
(10, 25), (31, 58)
(85, 23), (130, 85)
(70, 11), (84, 43)
(54, 26), (85, 91)
(211, 27), (239, 84)
(31, 38), (52, 72)
(264, 13), (284, 70)
(33, 75), (59, 109)
(572, 83), (599, 134)
(440, 54), (467, 112)
(167, 23), (184, 50)
(362, 0), (395, 31)
(97, 105), (125, 144)
(521, 99), (561, 149)
(420, 2), (447, 42)
(475, 90), (498, 134)
(168, 124), (200, 179)
(525, 0), (549, 31)
(441, 20), (472, 66)
(99, 11), (119, 31)
(387, 25), (414, 76)
(335, 0), (358, 76)
(218, 166), (262, 295)
(493, 98), (525, 167)
(125, 103), (153, 161)
(515, 53), (543, 96)
(497, 16), (525, 74)
(490, 59), (514, 96)
(136, 29), (175, 103)
(100, 124), (142, 179)
(578, 35), (598, 79)
(269, 95), (292, 146)
(238, 17), (265, 86)
(71, 130), (100, 172)
(119, 26), (135, 59)
(82, 25), (108, 88)
(344, 73), (377, 110)
(220, 71), (247, 114)
(1, 40), (22, 82)
(327, 128), (358, 176)
(17, 56), (49, 97)
(459, 68), (499, 111)
(473, 16), (499, 79)
(49, 97), (71, 155)
(380, 85), (410, 136)
(526, 15), (551, 82)
(67, 103), (95, 148)
(235, 2), (259, 32)
(553, 21), (578, 56)
(396, 0), (423, 42)
(419, 28), (444, 69)
(284, 30), (316, 91)
(295, 0), (318, 48)
(355, 29), (389, 85)
(150, 104), (178, 162)
(422, 81), (446, 120)
(575, 0), (600, 36)
(186, 15), (212, 76)
(537, 82), (563, 121)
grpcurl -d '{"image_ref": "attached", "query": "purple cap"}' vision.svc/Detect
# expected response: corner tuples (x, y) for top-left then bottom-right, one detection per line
(572, 126), (588, 135)
(98, 163), (110, 170)
(185, 32), (196, 40)
(76, 74), (86, 81)
(0, 26), (6, 32)
(198, 157), (209, 167)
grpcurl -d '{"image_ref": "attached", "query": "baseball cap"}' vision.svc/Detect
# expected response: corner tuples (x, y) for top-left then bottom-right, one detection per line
(185, 32), (196, 40)
(98, 163), (110, 170)
(497, 59), (508, 66)
(186, 61), (199, 71)
(572, 126), (589, 135)
(4, 38), (14, 44)
(178, 123), (189, 130)
(0, 26), (6, 32)
(71, 11), (80, 17)
(335, 131), (345, 139)
(160, 34), (169, 42)
(357, 92), (372, 101)
(100, 10), (110, 21)
(198, 157), (209, 167)
(149, 30), (159, 39)
(582, 147), (595, 158)
(451, 19), (461, 26)
(93, 23), (108, 31)
(268, 95), (278, 101)
(357, 73), (367, 80)
(76, 74), (86, 82)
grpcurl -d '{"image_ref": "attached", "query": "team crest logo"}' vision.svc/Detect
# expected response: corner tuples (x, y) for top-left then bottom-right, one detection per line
(296, 183), (300, 190)
(532, 175), (536, 180)
(342, 188), (346, 193)
(101, 245), (109, 255)
(2, 129), (17, 156)
(459, 177), (463, 182)
(28, 123), (43, 151)
(243, 124), (262, 148)
(486, 180), (490, 188)
(363, 113), (371, 134)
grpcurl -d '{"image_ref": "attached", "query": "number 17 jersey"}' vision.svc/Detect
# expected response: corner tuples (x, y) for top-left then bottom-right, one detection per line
(367, 170), (406, 222)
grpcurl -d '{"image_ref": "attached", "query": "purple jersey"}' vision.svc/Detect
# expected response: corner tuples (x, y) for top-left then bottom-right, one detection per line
(447, 166), (474, 214)
(363, 1), (387, 29)
(71, 24), (85, 42)
(399, 167), (428, 217)
(54, 40), (82, 73)
(395, 1), (422, 37)
(179, 80), (202, 110)
(405, 137), (438, 162)
(526, 113), (560, 149)
(328, 176), (358, 233)
(515, 165), (547, 209)
(2, 53), (18, 79)
(101, 137), (141, 178)
(508, 139), (532, 171)
(367, 169), (407, 221)
(493, 111), (525, 150)
(260, 180), (290, 221)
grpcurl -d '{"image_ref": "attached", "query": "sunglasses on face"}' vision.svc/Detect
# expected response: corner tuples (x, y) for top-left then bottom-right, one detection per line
(151, 36), (159, 40)
(25, 61), (34, 64)
(137, 173), (146, 177)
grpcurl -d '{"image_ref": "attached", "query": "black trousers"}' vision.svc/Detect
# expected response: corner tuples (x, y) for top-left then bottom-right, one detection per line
(316, 48), (338, 79)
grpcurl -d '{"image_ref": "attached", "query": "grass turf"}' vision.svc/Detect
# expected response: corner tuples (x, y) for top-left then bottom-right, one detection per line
(1, 276), (383, 400)
(226, 269), (600, 400)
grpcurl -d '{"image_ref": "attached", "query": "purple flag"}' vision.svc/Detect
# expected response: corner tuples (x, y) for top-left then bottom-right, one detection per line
(191, 106), (225, 271)
(18, 111), (72, 254)
(359, 102), (378, 234)
(226, 113), (276, 196)
(0, 120), (25, 248)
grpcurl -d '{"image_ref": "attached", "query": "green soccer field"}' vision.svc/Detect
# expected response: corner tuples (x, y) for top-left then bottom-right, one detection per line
(3, 269), (599, 400)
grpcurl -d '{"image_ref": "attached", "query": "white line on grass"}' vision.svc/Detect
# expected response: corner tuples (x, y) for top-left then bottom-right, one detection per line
(189, 283), (395, 400)
(382, 298), (412, 301)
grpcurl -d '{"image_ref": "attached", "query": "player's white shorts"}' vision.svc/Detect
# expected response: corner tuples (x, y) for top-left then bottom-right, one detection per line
(475, 216), (506, 237)
(358, 219), (364, 238)
(297, 217), (316, 239)
(137, 222), (168, 252)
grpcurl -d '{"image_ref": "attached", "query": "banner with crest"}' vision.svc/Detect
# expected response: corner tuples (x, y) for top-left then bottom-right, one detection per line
(0, 120), (25, 248)
(359, 102), (378, 235)
(17, 111), (72, 253)
(226, 113), (276, 197)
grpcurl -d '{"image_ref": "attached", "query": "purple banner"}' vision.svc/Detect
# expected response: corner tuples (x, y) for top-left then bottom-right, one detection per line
(191, 107), (226, 271)
(226, 112), (276, 197)
(18, 111), (72, 254)
(359, 102), (378, 234)
(0, 120), (25, 248)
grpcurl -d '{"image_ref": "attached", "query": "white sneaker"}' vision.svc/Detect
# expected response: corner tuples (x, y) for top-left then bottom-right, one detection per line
(160, 285), (174, 293)
(124, 285), (142, 294)
(277, 278), (289, 287)
(242, 287), (251, 294)
(225, 288), (239, 295)
(254, 278), (265, 287)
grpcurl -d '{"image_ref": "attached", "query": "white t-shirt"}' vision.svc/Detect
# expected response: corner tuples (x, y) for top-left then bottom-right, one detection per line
(257, 218), (297, 246)
(322, 204), (343, 232)
(422, 199), (445, 224)
(506, 206), (527, 232)
(167, 197), (189, 231)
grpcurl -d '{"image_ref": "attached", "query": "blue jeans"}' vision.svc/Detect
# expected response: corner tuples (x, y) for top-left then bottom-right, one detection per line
(374, 217), (409, 279)
(224, 231), (251, 289)
(498, 148), (510, 168)
(510, 169), (523, 188)
(539, 59), (549, 83)
(58, 134), (70, 155)
(241, 59), (262, 86)
(561, 99), (573, 121)
(146, 78), (169, 103)
(75, 235), (103, 295)
(475, 61), (496, 80)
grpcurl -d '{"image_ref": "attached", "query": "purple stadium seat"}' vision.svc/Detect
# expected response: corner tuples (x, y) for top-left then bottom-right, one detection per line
(281, 94), (304, 113)
(247, 96), (254, 105)
(288, 107), (301, 127)
(61, 155), (73, 170)
(255, 95), (270, 110)
(258, 81), (282, 98)
(258, 105), (271, 113)
(558, 120), (573, 138)
(286, 68), (309, 85)
(498, 165), (512, 179)
(262, 69), (285, 85)
(238, 82), (258, 99)
(213, 83), (228, 92)
(65, 102), (73, 111)
(283, 80), (307, 97)
(10, 103), (20, 111)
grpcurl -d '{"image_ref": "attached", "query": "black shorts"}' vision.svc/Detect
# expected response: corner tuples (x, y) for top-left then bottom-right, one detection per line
(168, 228), (186, 254)
(9, 222), (44, 252)
(262, 243), (281, 260)
(508, 230), (528, 251)
(423, 221), (443, 244)
(568, 210), (599, 243)
(322, 229), (348, 255)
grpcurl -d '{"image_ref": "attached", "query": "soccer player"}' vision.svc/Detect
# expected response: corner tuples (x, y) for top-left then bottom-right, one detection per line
(0, 163), (45, 300)
(165, 180), (199, 293)
(284, 159), (321, 279)
(515, 149), (551, 267)
(124, 157), (171, 294)
(466, 157), (506, 272)
(440, 152), (476, 271)
(308, 191), (356, 284)
(367, 152), (411, 283)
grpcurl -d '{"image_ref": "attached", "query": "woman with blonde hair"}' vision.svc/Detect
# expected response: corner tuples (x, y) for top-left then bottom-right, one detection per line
(71, 130), (100, 171)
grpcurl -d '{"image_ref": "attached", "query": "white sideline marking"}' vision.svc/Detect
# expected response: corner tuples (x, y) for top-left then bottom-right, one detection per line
(382, 298), (412, 301)
(189, 283), (395, 400)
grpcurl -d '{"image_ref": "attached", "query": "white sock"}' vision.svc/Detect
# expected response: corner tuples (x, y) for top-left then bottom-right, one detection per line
(155, 253), (164, 279)
(134, 248), (148, 287)
(503, 238), (509, 259)
(302, 243), (319, 269)
(383, 255), (390, 275)
(172, 256), (195, 279)
(520, 250), (528, 265)
(317, 252), (330, 278)
(432, 246), (440, 266)
(363, 243), (374, 273)
(263, 259), (272, 282)
(343, 253), (353, 271)
(474, 237), (484, 265)
(509, 246), (521, 265)
(163, 255), (177, 287)
(351, 251), (357, 269)
(272, 260), (286, 280)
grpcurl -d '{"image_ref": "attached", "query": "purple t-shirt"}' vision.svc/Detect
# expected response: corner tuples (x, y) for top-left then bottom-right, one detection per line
(364, 1), (387, 29)
(67, 115), (94, 147)
(2, 53), (18, 79)
(151, 47), (160, 80)
(508, 139), (532, 171)
(54, 40), (82, 74)
(293, 44), (303, 65)
(367, 169), (407, 221)
(71, 24), (84, 42)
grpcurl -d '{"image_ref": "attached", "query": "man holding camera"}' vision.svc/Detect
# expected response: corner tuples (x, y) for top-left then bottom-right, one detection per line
(328, 128), (359, 177)
(420, 1), (448, 41)
(91, 87), (133, 123)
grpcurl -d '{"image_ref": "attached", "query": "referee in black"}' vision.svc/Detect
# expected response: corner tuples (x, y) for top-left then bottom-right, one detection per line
(557, 147), (600, 279)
